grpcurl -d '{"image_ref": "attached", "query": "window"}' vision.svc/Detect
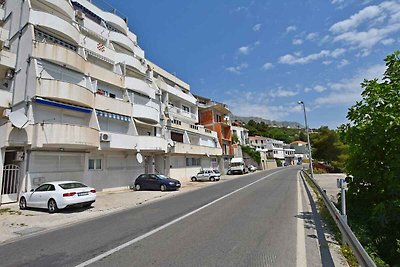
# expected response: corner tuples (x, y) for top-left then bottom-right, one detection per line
(216, 114), (222, 122)
(89, 159), (102, 170)
(186, 157), (201, 166)
(47, 184), (55, 191)
(171, 132), (184, 143)
(35, 184), (50, 192)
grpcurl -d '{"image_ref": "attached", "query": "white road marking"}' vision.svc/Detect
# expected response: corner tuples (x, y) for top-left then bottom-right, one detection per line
(297, 173), (307, 267)
(75, 169), (285, 267)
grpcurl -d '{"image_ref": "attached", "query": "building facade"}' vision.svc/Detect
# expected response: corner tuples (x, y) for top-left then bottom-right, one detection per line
(0, 0), (222, 204)
(196, 95), (233, 172)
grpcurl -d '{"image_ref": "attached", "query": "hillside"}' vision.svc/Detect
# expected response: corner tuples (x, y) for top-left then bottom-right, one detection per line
(230, 114), (303, 129)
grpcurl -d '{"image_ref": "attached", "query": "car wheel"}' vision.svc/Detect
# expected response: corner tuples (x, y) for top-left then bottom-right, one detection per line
(19, 197), (27, 210)
(209, 176), (215, 182)
(48, 199), (58, 214)
(160, 184), (167, 192)
(135, 184), (141, 191)
(191, 177), (197, 182)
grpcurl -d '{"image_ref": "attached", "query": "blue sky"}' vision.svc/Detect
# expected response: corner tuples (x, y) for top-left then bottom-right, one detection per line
(107, 0), (400, 128)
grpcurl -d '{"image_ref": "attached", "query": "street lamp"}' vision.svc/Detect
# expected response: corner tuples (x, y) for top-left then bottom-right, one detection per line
(298, 101), (314, 179)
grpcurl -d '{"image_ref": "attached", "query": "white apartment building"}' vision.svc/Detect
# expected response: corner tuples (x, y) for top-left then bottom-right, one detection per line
(148, 62), (222, 181)
(231, 124), (249, 146)
(283, 144), (295, 165)
(248, 136), (285, 163)
(0, 0), (221, 204)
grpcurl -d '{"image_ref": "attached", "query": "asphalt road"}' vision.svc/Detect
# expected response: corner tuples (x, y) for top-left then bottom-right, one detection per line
(0, 167), (331, 267)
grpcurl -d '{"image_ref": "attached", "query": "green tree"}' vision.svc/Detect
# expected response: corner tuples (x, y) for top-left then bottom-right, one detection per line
(231, 133), (239, 144)
(311, 126), (348, 171)
(342, 51), (400, 266)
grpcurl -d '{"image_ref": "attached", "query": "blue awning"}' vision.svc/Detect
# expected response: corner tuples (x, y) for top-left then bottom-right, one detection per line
(35, 97), (92, 113)
(96, 110), (131, 122)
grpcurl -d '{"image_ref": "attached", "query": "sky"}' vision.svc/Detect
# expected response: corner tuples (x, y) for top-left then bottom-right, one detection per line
(104, 0), (400, 129)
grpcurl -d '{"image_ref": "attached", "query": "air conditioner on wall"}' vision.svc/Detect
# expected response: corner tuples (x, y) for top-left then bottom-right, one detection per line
(100, 133), (111, 142)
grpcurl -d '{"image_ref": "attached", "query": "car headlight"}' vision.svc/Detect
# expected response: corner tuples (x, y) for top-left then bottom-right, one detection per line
(168, 182), (175, 185)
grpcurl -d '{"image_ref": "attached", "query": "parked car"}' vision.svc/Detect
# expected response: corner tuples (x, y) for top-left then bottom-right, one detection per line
(191, 169), (221, 182)
(134, 174), (181, 191)
(19, 181), (96, 213)
(248, 165), (257, 172)
(313, 161), (335, 172)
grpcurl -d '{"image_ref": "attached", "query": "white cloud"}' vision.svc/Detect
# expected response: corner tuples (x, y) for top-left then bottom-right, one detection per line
(323, 60), (333, 65)
(314, 64), (385, 105)
(262, 62), (274, 70)
(253, 24), (262, 31)
(238, 46), (251, 55)
(292, 39), (303, 45)
(304, 85), (326, 93)
(329, 1), (400, 55)
(338, 59), (350, 68)
(254, 40), (261, 46)
(223, 90), (302, 121)
(330, 5), (381, 33)
(278, 49), (346, 65)
(330, 48), (346, 58)
(286, 25), (297, 33)
(381, 38), (395, 45)
(269, 88), (298, 98)
(225, 63), (248, 74)
(306, 32), (319, 41)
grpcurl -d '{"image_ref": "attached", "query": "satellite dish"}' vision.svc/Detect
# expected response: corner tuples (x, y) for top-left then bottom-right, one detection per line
(136, 152), (143, 164)
(9, 111), (29, 129)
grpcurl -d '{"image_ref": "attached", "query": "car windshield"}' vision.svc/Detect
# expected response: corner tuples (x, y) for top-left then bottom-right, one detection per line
(156, 175), (169, 180)
(59, 182), (88, 189)
(214, 170), (220, 173)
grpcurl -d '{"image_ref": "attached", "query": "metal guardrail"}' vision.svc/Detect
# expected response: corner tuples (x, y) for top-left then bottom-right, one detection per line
(300, 170), (376, 267)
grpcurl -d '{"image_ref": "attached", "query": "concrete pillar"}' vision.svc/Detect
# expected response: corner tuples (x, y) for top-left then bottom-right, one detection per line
(0, 148), (5, 204)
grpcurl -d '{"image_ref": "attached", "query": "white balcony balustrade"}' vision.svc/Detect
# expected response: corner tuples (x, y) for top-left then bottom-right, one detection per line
(99, 132), (167, 152)
(39, 0), (75, 20)
(125, 77), (155, 99)
(32, 123), (99, 149)
(36, 79), (94, 108)
(29, 10), (80, 45)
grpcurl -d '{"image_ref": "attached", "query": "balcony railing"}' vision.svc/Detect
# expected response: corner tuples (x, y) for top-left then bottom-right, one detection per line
(32, 123), (99, 149)
(36, 79), (94, 108)
(168, 105), (197, 121)
(99, 132), (167, 152)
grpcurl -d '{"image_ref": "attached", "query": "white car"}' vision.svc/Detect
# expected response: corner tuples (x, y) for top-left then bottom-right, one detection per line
(248, 165), (257, 172)
(19, 181), (96, 213)
(191, 170), (221, 182)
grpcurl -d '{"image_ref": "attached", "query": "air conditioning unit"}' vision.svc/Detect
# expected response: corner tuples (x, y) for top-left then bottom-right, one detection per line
(100, 133), (111, 142)
(75, 10), (85, 20)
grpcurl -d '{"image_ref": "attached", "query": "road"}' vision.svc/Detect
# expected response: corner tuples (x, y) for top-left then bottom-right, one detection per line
(0, 167), (336, 267)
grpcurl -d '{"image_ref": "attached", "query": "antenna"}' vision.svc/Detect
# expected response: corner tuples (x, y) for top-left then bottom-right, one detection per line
(9, 111), (29, 129)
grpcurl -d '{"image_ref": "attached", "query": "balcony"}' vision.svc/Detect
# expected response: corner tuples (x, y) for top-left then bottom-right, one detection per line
(100, 132), (167, 152)
(33, 42), (86, 72)
(0, 89), (11, 109)
(157, 80), (197, 105)
(0, 27), (9, 44)
(132, 104), (159, 125)
(36, 79), (94, 108)
(74, 0), (127, 34)
(32, 123), (99, 149)
(95, 94), (131, 117)
(88, 63), (124, 88)
(125, 77), (155, 98)
(170, 120), (217, 138)
(39, 0), (75, 20)
(133, 45), (145, 59)
(109, 31), (135, 53)
(115, 52), (146, 74)
(168, 105), (198, 122)
(0, 50), (16, 69)
(29, 10), (80, 45)
(172, 143), (222, 156)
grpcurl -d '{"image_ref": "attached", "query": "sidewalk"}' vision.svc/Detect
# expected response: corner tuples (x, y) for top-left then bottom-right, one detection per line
(314, 173), (346, 202)
(0, 173), (247, 244)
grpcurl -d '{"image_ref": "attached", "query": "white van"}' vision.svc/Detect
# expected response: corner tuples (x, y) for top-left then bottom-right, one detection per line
(229, 158), (247, 174)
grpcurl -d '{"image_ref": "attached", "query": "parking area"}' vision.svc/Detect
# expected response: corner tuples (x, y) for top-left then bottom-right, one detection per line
(0, 173), (248, 244)
(314, 173), (346, 202)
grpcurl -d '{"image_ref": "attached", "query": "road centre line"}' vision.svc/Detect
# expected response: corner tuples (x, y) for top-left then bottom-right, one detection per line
(75, 169), (285, 267)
